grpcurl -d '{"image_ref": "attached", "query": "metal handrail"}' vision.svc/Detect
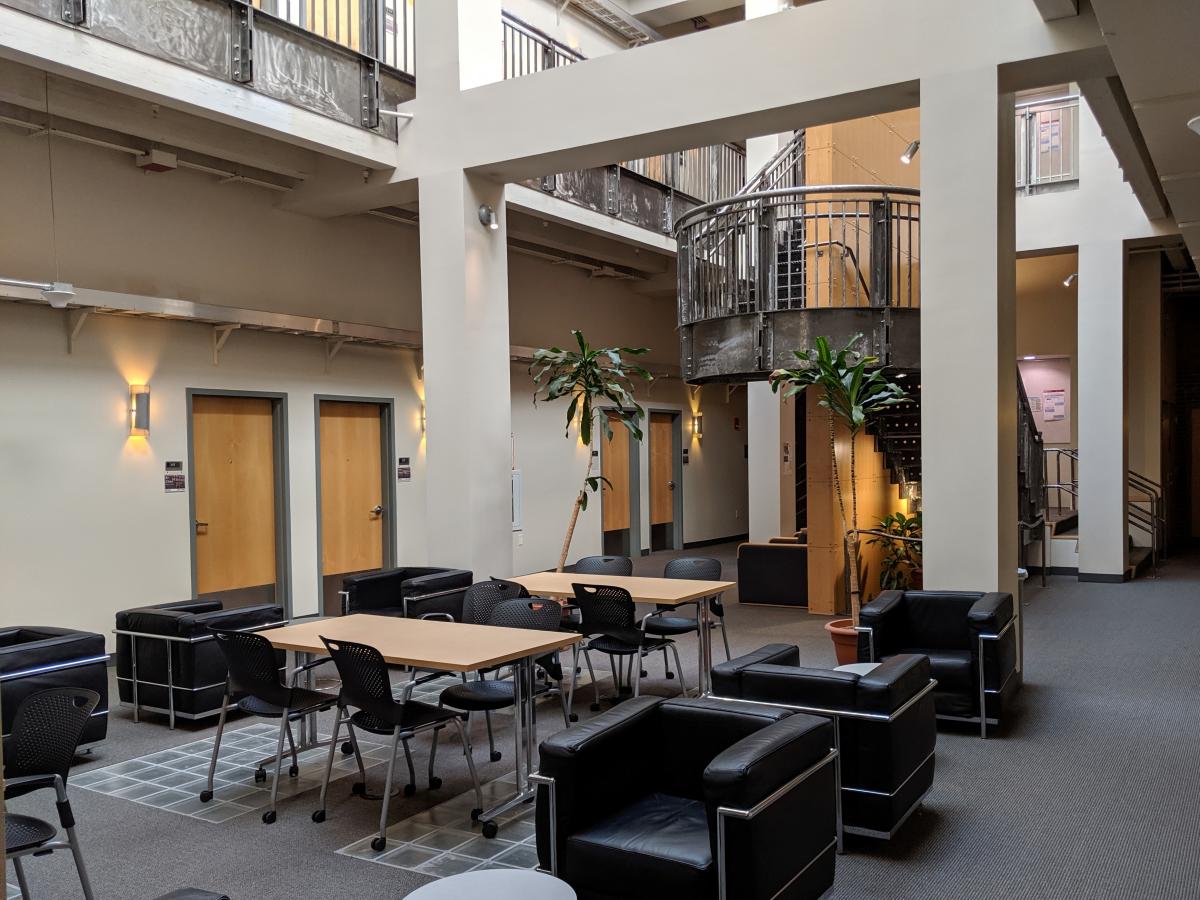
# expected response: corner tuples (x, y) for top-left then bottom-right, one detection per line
(675, 184), (922, 234)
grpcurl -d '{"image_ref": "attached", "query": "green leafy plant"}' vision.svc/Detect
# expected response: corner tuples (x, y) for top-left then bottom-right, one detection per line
(769, 334), (908, 621)
(531, 330), (652, 572)
(867, 511), (923, 591)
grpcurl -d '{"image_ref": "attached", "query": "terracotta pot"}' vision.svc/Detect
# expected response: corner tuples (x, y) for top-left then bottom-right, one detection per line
(825, 618), (859, 666)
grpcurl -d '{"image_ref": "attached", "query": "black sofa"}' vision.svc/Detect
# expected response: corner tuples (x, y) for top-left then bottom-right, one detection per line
(736, 542), (809, 607)
(0, 627), (108, 746)
(339, 566), (473, 620)
(115, 600), (285, 727)
(857, 590), (1020, 737)
(712, 644), (936, 839)
(534, 695), (837, 900)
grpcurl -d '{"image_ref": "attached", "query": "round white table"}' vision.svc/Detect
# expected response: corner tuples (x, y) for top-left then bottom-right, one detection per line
(834, 662), (881, 676)
(407, 870), (576, 899)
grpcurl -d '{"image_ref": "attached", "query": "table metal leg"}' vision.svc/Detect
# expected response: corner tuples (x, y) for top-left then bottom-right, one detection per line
(696, 595), (715, 696)
(478, 655), (539, 829)
(130, 635), (140, 724)
(166, 644), (176, 730)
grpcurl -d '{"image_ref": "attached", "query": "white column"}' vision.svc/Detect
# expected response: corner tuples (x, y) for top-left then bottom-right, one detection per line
(920, 68), (1019, 595)
(743, 0), (789, 543)
(1076, 240), (1128, 580)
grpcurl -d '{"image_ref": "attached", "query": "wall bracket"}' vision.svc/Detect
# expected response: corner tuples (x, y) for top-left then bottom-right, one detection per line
(360, 60), (380, 129)
(212, 324), (240, 365)
(65, 307), (90, 354)
(325, 335), (349, 371)
(61, 0), (86, 25)
(232, 3), (255, 84)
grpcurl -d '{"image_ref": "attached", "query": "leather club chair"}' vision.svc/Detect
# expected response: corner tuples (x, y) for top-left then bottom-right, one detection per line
(736, 541), (809, 607)
(339, 566), (473, 620)
(115, 600), (285, 727)
(857, 590), (1020, 737)
(712, 644), (936, 840)
(0, 627), (108, 746)
(534, 695), (838, 900)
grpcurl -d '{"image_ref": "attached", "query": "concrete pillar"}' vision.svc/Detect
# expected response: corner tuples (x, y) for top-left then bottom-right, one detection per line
(743, 0), (789, 543)
(416, 0), (502, 97)
(920, 68), (1019, 595)
(1076, 240), (1128, 580)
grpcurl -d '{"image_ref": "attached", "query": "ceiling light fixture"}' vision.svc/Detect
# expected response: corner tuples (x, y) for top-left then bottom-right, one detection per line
(1189, 115), (1200, 136)
(0, 276), (76, 308)
(1023, 355), (1037, 361)
(900, 140), (920, 165)
(478, 204), (500, 231)
(1063, 273), (1078, 287)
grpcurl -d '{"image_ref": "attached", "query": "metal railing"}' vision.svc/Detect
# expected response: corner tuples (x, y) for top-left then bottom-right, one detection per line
(1017, 95), (1079, 191)
(674, 185), (920, 325)
(503, 11), (745, 206)
(252, 0), (415, 73)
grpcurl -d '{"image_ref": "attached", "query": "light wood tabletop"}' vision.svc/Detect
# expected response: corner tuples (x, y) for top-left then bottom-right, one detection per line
(257, 614), (580, 673)
(509, 572), (734, 607)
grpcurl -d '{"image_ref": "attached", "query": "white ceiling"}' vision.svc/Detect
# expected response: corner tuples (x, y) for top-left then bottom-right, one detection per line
(1088, 0), (1200, 266)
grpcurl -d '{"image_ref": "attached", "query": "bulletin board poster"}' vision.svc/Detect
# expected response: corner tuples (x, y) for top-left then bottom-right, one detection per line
(1042, 389), (1066, 422)
(1018, 357), (1073, 446)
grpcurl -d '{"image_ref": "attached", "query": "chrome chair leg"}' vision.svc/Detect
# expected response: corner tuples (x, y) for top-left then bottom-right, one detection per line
(265, 710), (290, 824)
(633, 651), (643, 697)
(345, 718), (368, 789)
(12, 856), (31, 898)
(668, 642), (689, 698)
(452, 716), (484, 817)
(374, 726), (403, 851)
(583, 648), (601, 710)
(428, 726), (441, 789)
(402, 738), (417, 794)
(285, 720), (299, 775)
(200, 688), (230, 802)
(718, 621), (732, 661)
(484, 710), (499, 761)
(65, 821), (96, 900)
(314, 705), (344, 821)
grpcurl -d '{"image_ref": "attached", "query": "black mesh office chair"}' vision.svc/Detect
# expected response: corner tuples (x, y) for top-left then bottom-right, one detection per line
(199, 629), (338, 824)
(439, 599), (573, 759)
(642, 557), (731, 679)
(571, 583), (687, 708)
(313, 636), (483, 852)
(5, 687), (99, 900)
(571, 555), (634, 576)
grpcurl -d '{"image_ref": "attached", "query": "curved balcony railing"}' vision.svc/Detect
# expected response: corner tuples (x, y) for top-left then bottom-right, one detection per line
(675, 185), (920, 327)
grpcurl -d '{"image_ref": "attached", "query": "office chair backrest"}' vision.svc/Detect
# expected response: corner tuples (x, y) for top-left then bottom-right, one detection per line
(320, 636), (399, 722)
(212, 628), (290, 709)
(572, 583), (635, 631)
(573, 555), (634, 576)
(489, 598), (563, 632)
(462, 580), (527, 625)
(5, 687), (99, 784)
(663, 556), (725, 616)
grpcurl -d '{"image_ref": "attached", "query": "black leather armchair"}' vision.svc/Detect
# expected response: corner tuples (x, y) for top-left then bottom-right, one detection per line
(339, 566), (473, 620)
(737, 542), (809, 607)
(0, 627), (108, 746)
(115, 600), (285, 728)
(534, 696), (837, 900)
(712, 644), (936, 840)
(857, 590), (1020, 737)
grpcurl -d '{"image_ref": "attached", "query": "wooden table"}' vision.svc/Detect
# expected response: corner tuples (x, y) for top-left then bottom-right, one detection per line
(258, 614), (580, 831)
(509, 572), (735, 695)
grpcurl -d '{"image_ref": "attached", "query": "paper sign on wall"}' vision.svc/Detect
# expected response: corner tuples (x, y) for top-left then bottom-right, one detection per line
(1042, 389), (1066, 422)
(397, 457), (412, 483)
(164, 461), (185, 492)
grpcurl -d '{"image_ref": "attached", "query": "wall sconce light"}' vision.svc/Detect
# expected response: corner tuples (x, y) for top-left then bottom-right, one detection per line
(692, 412), (704, 438)
(899, 139), (920, 165)
(1063, 273), (1078, 287)
(477, 204), (499, 231)
(130, 384), (150, 436)
(420, 403), (426, 433)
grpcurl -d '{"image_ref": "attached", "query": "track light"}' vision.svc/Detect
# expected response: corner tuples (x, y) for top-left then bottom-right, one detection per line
(1189, 115), (1200, 136)
(478, 205), (499, 231)
(1063, 273), (1077, 287)
(900, 140), (920, 165)
(0, 276), (75, 308)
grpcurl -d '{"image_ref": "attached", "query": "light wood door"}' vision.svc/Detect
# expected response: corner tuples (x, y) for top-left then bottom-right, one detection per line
(650, 413), (675, 526)
(601, 412), (630, 532)
(193, 396), (277, 595)
(320, 401), (385, 575)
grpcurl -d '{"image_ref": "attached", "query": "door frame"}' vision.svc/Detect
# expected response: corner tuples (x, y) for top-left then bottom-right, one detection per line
(186, 388), (292, 616)
(648, 407), (685, 550)
(599, 407), (641, 558)
(313, 395), (398, 600)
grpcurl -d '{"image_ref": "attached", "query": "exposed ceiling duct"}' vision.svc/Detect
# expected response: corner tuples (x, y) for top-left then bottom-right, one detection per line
(567, 0), (663, 45)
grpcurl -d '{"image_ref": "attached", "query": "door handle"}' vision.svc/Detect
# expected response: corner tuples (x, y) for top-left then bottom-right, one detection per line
(370, 505), (384, 516)
(194, 519), (209, 531)
(667, 481), (676, 489)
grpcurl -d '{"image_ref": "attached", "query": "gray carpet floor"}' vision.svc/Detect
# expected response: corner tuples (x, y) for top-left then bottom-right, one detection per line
(8, 544), (1200, 899)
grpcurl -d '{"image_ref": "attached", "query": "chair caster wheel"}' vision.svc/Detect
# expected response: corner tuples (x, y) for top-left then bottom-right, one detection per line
(429, 777), (442, 790)
(665, 672), (675, 680)
(403, 783), (416, 798)
(569, 713), (579, 723)
(262, 811), (276, 825)
(289, 764), (300, 777)
(341, 741), (354, 756)
(590, 703), (601, 712)
(351, 781), (366, 797)
(254, 768), (267, 783)
(199, 790), (213, 803)
(312, 809), (325, 823)
(471, 807), (483, 822)
(481, 821), (499, 839)
(371, 837), (387, 852)
(489, 750), (502, 762)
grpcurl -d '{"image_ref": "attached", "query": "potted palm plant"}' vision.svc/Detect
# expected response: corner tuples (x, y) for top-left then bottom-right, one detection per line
(530, 330), (652, 572)
(867, 511), (923, 591)
(769, 334), (908, 663)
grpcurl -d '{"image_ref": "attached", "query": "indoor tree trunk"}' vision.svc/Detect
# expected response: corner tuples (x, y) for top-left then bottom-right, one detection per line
(847, 430), (861, 622)
(556, 445), (595, 572)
